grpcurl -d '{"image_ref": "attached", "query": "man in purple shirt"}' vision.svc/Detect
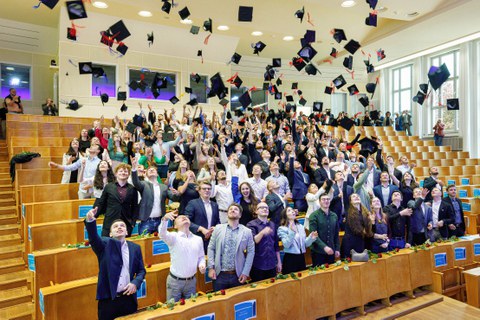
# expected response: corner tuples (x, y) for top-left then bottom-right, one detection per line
(246, 202), (282, 281)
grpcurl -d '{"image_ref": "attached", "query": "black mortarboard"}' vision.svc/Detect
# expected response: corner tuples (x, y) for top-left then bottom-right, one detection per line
(100, 93), (109, 105)
(187, 98), (198, 106)
(344, 39), (361, 54)
(365, 12), (377, 27)
(359, 96), (370, 107)
(333, 75), (347, 89)
(366, 0), (378, 9)
(238, 6), (253, 22)
(210, 72), (226, 98)
(295, 6), (305, 22)
(419, 83), (428, 93)
(120, 103), (128, 113)
(108, 20), (131, 42)
(152, 73), (168, 90)
(272, 58), (281, 67)
(412, 91), (426, 105)
(239, 91), (252, 108)
(292, 83), (298, 90)
(358, 137), (378, 157)
(343, 56), (353, 70)
(447, 98), (459, 110)
(231, 52), (242, 64)
(190, 25), (200, 35)
(285, 103), (296, 113)
(129, 80), (139, 91)
(178, 7), (190, 20)
(276, 78), (282, 86)
(292, 57), (306, 71)
(325, 86), (333, 95)
(41, 0), (59, 9)
(298, 45), (317, 62)
(233, 75), (243, 88)
(340, 117), (355, 131)
(286, 95), (294, 102)
(347, 85), (359, 95)
(66, 1), (87, 20)
(219, 98), (229, 106)
(192, 73), (201, 83)
(428, 63), (450, 90)
(185, 87), (192, 94)
(332, 29), (347, 43)
(116, 43), (128, 56)
(117, 91), (126, 101)
(79, 62), (93, 74)
(67, 27), (76, 41)
(253, 41), (266, 55)
(366, 82), (376, 94)
(161, 1), (171, 14)
(169, 96), (179, 104)
(264, 65), (276, 81)
(364, 59), (375, 73)
(147, 32), (154, 46)
(270, 85), (279, 94)
(305, 63), (319, 75)
(92, 67), (105, 78)
(152, 90), (160, 99)
(304, 30), (316, 43)
(193, 117), (203, 124)
(125, 122), (136, 133)
(370, 110), (379, 121)
(67, 99), (81, 111)
(299, 97), (307, 106)
(313, 101), (323, 112)
(274, 92), (282, 100)
(203, 18), (213, 33)
(138, 80), (147, 92)
(330, 48), (338, 58)
(197, 50), (203, 58)
(132, 114), (145, 127)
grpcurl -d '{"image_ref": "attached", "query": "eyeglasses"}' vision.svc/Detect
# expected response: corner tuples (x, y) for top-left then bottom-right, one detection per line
(200, 187), (212, 191)
(257, 206), (269, 210)
(320, 198), (331, 201)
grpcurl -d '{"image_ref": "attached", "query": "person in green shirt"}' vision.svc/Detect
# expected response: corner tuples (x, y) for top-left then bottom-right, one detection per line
(309, 193), (340, 266)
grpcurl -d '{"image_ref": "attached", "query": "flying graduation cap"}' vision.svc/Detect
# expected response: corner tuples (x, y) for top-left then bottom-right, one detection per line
(178, 7), (191, 20)
(428, 63), (450, 90)
(161, 1), (172, 14)
(100, 93), (109, 106)
(347, 85), (359, 96)
(295, 7), (305, 22)
(333, 75), (347, 89)
(203, 18), (213, 33)
(366, 0), (378, 9)
(344, 39), (361, 55)
(413, 83), (429, 105)
(147, 32), (154, 46)
(78, 62), (93, 74)
(366, 12), (378, 27)
(238, 6), (253, 22)
(330, 48), (338, 58)
(305, 64), (319, 76)
(231, 52), (242, 64)
(39, 0), (59, 9)
(446, 98), (459, 110)
(253, 41), (266, 55)
(66, 1), (87, 20)
(298, 45), (317, 62)
(343, 56), (353, 70)
(332, 29), (347, 43)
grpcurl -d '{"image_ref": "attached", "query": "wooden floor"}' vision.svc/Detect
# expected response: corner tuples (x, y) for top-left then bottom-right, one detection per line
(356, 293), (480, 320)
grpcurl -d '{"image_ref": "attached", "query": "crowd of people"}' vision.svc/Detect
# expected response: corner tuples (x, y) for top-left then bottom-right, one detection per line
(45, 103), (464, 319)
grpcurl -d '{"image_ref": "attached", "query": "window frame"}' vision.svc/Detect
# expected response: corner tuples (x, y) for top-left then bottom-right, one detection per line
(90, 62), (117, 98)
(390, 64), (413, 115)
(127, 66), (178, 101)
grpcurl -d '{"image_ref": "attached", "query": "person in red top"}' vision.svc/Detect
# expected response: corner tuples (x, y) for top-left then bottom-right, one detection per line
(433, 119), (445, 146)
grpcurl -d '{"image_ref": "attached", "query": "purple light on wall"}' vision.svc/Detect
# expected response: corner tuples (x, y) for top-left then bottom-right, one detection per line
(1, 87), (31, 100)
(92, 84), (116, 98)
(129, 88), (175, 100)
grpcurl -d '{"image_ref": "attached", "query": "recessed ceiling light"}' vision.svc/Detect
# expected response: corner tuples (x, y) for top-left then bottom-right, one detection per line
(283, 36), (294, 41)
(217, 25), (229, 31)
(5, 67), (14, 71)
(92, 1), (108, 9)
(377, 6), (388, 12)
(341, 1), (356, 8)
(138, 11), (152, 17)
(251, 31), (263, 36)
(180, 19), (193, 24)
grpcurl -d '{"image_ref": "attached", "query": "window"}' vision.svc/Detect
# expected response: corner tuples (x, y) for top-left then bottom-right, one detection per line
(230, 86), (244, 110)
(391, 64), (412, 115)
(0, 63), (31, 100)
(430, 50), (459, 131)
(251, 89), (267, 108)
(331, 93), (346, 116)
(231, 87), (268, 111)
(91, 64), (116, 98)
(128, 68), (177, 100)
(190, 74), (208, 104)
(351, 93), (367, 115)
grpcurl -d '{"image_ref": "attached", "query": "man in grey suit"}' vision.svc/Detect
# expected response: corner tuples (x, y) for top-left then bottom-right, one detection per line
(207, 203), (255, 291)
(131, 156), (173, 234)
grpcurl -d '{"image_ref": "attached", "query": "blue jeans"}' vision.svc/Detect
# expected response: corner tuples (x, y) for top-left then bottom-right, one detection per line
(434, 135), (443, 146)
(389, 238), (405, 250)
(138, 218), (161, 235)
(213, 272), (241, 291)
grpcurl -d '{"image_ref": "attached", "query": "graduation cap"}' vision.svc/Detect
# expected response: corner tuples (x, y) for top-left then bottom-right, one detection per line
(92, 67), (105, 78)
(169, 96), (180, 105)
(359, 96), (370, 107)
(343, 56), (353, 70)
(366, 0), (378, 9)
(274, 92), (282, 100)
(313, 101), (323, 112)
(264, 65), (276, 81)
(108, 20), (131, 42)
(364, 59), (375, 73)
(152, 73), (168, 90)
(340, 117), (355, 131)
(276, 78), (282, 86)
(358, 137), (378, 157)
(233, 75), (243, 88)
(210, 72), (227, 98)
(120, 103), (128, 113)
(187, 98), (198, 106)
(238, 6), (253, 22)
(344, 39), (361, 55)
(116, 43), (128, 56)
(291, 83), (298, 90)
(191, 73), (201, 83)
(330, 48), (338, 58)
(161, 1), (172, 14)
(365, 12), (377, 27)
(370, 110), (380, 121)
(325, 86), (333, 95)
(304, 30), (316, 44)
(117, 91), (126, 101)
(347, 85), (359, 96)
(67, 27), (76, 41)
(239, 91), (252, 108)
(270, 85), (279, 94)
(272, 58), (281, 67)
(292, 57), (306, 71)
(333, 75), (347, 89)
(299, 97), (307, 106)
(190, 25), (200, 35)
(178, 7), (191, 20)
(125, 122), (137, 134)
(305, 63), (319, 75)
(298, 45), (317, 62)
(286, 103), (296, 113)
(66, 99), (81, 111)
(197, 50), (203, 59)
(377, 49), (386, 61)
(428, 63), (450, 90)
(138, 80), (147, 92)
(100, 93), (109, 106)
(184, 87), (192, 94)
(40, 0), (59, 9)
(253, 41), (266, 55)
(128, 80), (139, 91)
(286, 95), (294, 102)
(203, 18), (213, 33)
(332, 29), (347, 43)
(446, 98), (459, 110)
(419, 83), (429, 93)
(79, 62), (93, 74)
(132, 114), (145, 127)
(147, 32), (154, 46)
(295, 6), (305, 22)
(412, 91), (426, 105)
(219, 98), (229, 106)
(366, 82), (377, 95)
(231, 52), (242, 64)
(66, 1), (87, 20)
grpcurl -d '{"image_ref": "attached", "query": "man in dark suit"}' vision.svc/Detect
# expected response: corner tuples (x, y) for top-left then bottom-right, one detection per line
(265, 180), (287, 227)
(317, 138), (336, 161)
(408, 187), (433, 245)
(373, 172), (400, 207)
(316, 156), (336, 186)
(376, 147), (402, 185)
(423, 167), (445, 202)
(94, 164), (139, 237)
(430, 187), (454, 240)
(184, 180), (220, 252)
(234, 143), (249, 167)
(171, 134), (192, 163)
(85, 208), (146, 320)
(330, 171), (353, 230)
(288, 153), (309, 212)
(443, 185), (466, 237)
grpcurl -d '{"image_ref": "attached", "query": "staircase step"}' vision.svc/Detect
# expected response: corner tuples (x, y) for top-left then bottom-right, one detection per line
(0, 199), (16, 207)
(0, 167), (10, 174)
(0, 257), (25, 275)
(0, 185), (13, 192)
(0, 234), (21, 248)
(0, 191), (15, 200)
(0, 302), (34, 320)
(0, 214), (17, 225)
(0, 287), (32, 309)
(0, 207), (17, 216)
(0, 244), (23, 260)
(0, 271), (30, 291)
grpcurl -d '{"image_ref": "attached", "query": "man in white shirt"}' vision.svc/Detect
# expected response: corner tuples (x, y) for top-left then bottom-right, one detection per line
(246, 164), (268, 201)
(211, 170), (234, 223)
(159, 211), (205, 302)
(266, 162), (291, 198)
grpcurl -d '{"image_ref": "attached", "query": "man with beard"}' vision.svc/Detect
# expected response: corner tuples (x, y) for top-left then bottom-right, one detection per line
(423, 167), (445, 202)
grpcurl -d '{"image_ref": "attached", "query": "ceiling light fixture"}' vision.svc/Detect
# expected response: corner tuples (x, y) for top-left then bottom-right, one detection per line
(283, 36), (294, 41)
(377, 6), (388, 12)
(341, 1), (356, 8)
(180, 19), (193, 24)
(138, 11), (152, 17)
(92, 1), (108, 9)
(251, 31), (263, 36)
(217, 25), (230, 31)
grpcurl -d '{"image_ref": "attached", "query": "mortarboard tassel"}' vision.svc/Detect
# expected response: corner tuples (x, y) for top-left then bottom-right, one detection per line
(306, 12), (315, 27)
(204, 34), (211, 45)
(345, 68), (355, 80)
(32, 1), (42, 9)
(226, 73), (239, 84)
(248, 86), (257, 92)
